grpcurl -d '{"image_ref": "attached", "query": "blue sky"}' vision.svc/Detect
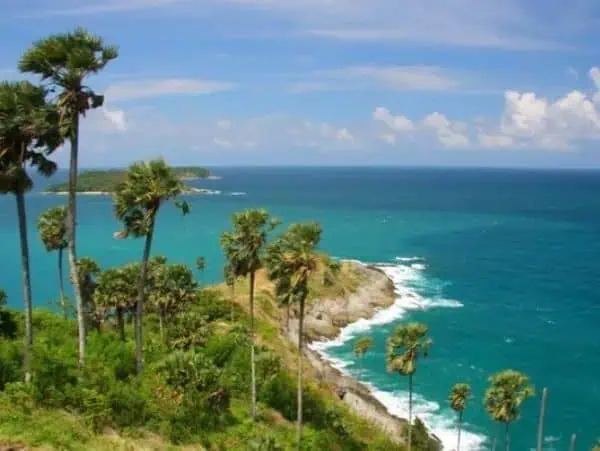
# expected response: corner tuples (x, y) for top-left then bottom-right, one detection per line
(2, 0), (600, 167)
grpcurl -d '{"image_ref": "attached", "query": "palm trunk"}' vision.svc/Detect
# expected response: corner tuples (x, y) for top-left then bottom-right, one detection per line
(286, 303), (290, 331)
(457, 410), (463, 451)
(116, 306), (125, 342)
(408, 374), (413, 451)
(296, 295), (305, 451)
(67, 115), (86, 367)
(230, 281), (235, 322)
(536, 388), (547, 451)
(568, 433), (576, 451)
(15, 188), (33, 383)
(505, 423), (510, 451)
(58, 248), (67, 319)
(249, 271), (257, 420)
(159, 306), (165, 340)
(135, 219), (155, 376)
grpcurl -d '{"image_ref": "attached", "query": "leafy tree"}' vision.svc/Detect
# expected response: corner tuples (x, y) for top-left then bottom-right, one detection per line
(93, 265), (137, 341)
(114, 159), (188, 375)
(37, 206), (68, 318)
(221, 209), (279, 420)
(20, 27), (118, 367)
(449, 383), (472, 451)
(353, 336), (374, 381)
(195, 256), (206, 283)
(267, 222), (322, 449)
(484, 369), (535, 451)
(386, 322), (432, 451)
(148, 259), (197, 337)
(74, 258), (101, 333)
(592, 439), (600, 451)
(0, 80), (61, 381)
(0, 289), (5, 307)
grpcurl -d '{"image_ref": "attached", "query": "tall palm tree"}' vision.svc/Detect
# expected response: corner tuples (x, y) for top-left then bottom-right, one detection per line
(20, 27), (118, 367)
(37, 206), (68, 318)
(449, 383), (472, 451)
(267, 222), (322, 450)
(114, 159), (188, 375)
(221, 209), (279, 420)
(196, 256), (206, 283)
(75, 257), (101, 333)
(484, 369), (535, 451)
(0, 81), (61, 382)
(223, 262), (236, 322)
(353, 336), (374, 380)
(386, 322), (432, 451)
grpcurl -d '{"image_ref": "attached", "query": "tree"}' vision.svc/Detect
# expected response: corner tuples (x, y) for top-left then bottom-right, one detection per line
(196, 256), (206, 283)
(484, 370), (535, 451)
(148, 259), (197, 338)
(37, 206), (68, 318)
(267, 222), (322, 449)
(386, 322), (432, 451)
(449, 383), (472, 451)
(93, 264), (138, 341)
(0, 289), (5, 307)
(221, 209), (279, 420)
(73, 258), (101, 333)
(592, 439), (600, 451)
(20, 27), (118, 367)
(353, 336), (374, 380)
(0, 81), (61, 382)
(114, 159), (188, 375)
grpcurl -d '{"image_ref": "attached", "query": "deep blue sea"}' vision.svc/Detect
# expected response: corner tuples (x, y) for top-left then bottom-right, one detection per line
(1, 167), (599, 450)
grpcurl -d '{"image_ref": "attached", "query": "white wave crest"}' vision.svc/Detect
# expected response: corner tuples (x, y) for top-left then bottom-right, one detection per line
(309, 257), (487, 451)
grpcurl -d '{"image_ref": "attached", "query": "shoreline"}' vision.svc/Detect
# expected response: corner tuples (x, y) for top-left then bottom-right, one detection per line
(42, 187), (223, 196)
(285, 262), (421, 445)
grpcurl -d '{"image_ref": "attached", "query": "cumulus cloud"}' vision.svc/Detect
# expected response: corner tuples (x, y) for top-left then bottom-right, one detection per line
(374, 67), (600, 151)
(105, 78), (234, 102)
(102, 107), (127, 132)
(373, 107), (414, 132)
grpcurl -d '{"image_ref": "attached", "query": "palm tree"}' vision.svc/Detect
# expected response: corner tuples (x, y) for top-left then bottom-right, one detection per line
(353, 336), (374, 380)
(449, 383), (472, 451)
(267, 222), (322, 449)
(20, 28), (118, 367)
(0, 81), (61, 382)
(386, 322), (432, 451)
(221, 209), (279, 420)
(484, 369), (535, 451)
(196, 256), (206, 283)
(37, 206), (68, 318)
(73, 257), (101, 333)
(94, 267), (135, 341)
(114, 159), (188, 375)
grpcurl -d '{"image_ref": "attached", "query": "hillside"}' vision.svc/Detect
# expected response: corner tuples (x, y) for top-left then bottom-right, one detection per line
(45, 167), (211, 193)
(0, 260), (440, 450)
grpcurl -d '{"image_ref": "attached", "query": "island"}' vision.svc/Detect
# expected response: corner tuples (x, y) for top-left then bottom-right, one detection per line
(45, 167), (213, 195)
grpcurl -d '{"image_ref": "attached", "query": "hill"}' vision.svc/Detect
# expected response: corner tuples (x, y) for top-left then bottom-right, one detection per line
(45, 167), (211, 193)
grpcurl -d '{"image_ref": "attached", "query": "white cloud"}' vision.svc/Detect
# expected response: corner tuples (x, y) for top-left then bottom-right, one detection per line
(27, 0), (183, 16)
(335, 128), (354, 142)
(102, 107), (127, 131)
(105, 79), (234, 102)
(373, 107), (414, 132)
(423, 113), (471, 148)
(380, 134), (397, 145)
(478, 133), (514, 148)
(212, 138), (233, 148)
(289, 66), (461, 93)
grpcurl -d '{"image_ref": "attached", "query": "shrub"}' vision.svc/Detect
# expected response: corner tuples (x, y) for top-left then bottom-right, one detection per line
(64, 386), (111, 432)
(204, 330), (249, 367)
(106, 381), (149, 428)
(193, 289), (231, 322)
(0, 339), (21, 390)
(157, 350), (220, 392)
(87, 332), (136, 381)
(30, 336), (78, 404)
(167, 312), (211, 350)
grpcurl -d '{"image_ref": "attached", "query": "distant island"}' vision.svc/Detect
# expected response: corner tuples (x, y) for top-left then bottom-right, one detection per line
(45, 167), (213, 194)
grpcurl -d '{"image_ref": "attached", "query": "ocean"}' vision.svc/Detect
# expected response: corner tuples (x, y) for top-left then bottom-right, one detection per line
(1, 167), (599, 450)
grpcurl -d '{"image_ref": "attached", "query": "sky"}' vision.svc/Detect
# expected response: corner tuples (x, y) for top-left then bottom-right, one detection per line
(1, 0), (600, 168)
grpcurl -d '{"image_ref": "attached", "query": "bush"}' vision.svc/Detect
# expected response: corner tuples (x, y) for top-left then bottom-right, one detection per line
(87, 332), (136, 381)
(204, 330), (250, 367)
(167, 312), (211, 350)
(157, 350), (220, 392)
(106, 381), (149, 428)
(193, 289), (231, 321)
(0, 339), (21, 390)
(30, 336), (78, 404)
(64, 386), (111, 432)
(0, 310), (18, 339)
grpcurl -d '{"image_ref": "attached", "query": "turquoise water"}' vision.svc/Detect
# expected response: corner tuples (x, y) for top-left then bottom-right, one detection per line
(1, 167), (599, 450)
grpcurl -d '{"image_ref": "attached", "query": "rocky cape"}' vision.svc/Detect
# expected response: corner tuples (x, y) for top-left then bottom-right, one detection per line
(286, 262), (441, 447)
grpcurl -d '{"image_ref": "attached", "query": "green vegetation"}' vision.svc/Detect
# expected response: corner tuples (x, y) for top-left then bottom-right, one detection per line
(353, 336), (374, 381)
(387, 323), (432, 451)
(484, 369), (535, 451)
(2, 26), (596, 451)
(46, 167), (211, 193)
(449, 383), (472, 451)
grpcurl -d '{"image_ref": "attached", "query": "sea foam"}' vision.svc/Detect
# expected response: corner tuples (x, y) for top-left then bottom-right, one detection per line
(308, 258), (487, 451)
